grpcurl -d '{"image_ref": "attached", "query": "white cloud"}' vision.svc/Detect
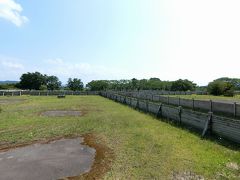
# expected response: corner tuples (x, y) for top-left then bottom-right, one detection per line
(1, 60), (24, 69)
(0, 0), (28, 27)
(43, 58), (126, 83)
(0, 57), (25, 80)
(0, 57), (24, 70)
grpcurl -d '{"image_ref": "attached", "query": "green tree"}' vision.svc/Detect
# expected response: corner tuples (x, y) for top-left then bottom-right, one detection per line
(171, 79), (196, 91)
(67, 78), (84, 91)
(147, 78), (162, 90)
(86, 80), (109, 91)
(214, 77), (240, 90)
(207, 80), (234, 96)
(131, 78), (138, 90)
(46, 76), (61, 90)
(19, 72), (46, 90)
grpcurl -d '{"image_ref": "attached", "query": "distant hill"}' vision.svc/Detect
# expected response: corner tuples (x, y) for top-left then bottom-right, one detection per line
(0, 81), (19, 85)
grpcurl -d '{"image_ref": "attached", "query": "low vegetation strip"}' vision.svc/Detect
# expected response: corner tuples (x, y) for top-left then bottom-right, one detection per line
(0, 96), (239, 179)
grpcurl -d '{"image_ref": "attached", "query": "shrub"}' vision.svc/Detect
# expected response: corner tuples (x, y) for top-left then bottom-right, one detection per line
(207, 81), (234, 96)
(224, 89), (234, 97)
(170, 79), (196, 91)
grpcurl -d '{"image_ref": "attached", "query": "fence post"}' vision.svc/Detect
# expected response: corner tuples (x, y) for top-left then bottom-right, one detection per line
(124, 96), (126, 104)
(178, 106), (182, 124)
(136, 98), (139, 109)
(3, 92), (4, 96)
(19, 91), (21, 96)
(202, 112), (213, 137)
(178, 97), (181, 106)
(234, 102), (237, 118)
(210, 100), (213, 112)
(156, 103), (163, 118)
(192, 98), (195, 110)
(167, 96), (169, 105)
(12, 92), (13, 96)
(146, 100), (149, 112)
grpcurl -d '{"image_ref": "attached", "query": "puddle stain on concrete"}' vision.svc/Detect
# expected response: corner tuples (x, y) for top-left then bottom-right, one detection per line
(0, 138), (95, 180)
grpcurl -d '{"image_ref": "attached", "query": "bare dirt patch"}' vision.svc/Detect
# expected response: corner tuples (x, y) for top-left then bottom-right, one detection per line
(41, 110), (82, 117)
(0, 98), (26, 105)
(226, 162), (239, 170)
(172, 171), (204, 180)
(67, 133), (114, 180)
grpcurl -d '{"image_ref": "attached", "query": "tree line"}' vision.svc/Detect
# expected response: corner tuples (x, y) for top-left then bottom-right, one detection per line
(86, 78), (197, 91)
(0, 72), (239, 97)
(13, 72), (84, 91)
(1, 72), (197, 91)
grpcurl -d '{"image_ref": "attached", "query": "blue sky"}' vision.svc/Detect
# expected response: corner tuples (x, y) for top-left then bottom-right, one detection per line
(0, 0), (240, 85)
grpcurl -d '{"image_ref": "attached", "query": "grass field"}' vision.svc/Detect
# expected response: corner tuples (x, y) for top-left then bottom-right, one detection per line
(0, 96), (239, 179)
(166, 94), (240, 103)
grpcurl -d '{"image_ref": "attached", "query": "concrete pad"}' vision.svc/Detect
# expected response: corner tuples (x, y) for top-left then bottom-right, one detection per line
(0, 138), (95, 180)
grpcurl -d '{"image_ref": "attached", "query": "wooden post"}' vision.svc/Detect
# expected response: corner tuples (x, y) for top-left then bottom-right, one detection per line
(3, 92), (4, 96)
(12, 92), (13, 96)
(167, 96), (169, 105)
(234, 102), (237, 118)
(178, 97), (181, 106)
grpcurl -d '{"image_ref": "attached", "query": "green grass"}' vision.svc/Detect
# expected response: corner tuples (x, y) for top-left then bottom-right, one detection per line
(0, 96), (240, 179)
(166, 94), (240, 102)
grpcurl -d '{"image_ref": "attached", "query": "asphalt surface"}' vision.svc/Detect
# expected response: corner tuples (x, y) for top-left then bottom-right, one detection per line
(0, 138), (95, 180)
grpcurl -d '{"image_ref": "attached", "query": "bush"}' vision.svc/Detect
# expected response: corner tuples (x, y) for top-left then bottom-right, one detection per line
(224, 89), (234, 97)
(207, 81), (234, 96)
(170, 79), (196, 91)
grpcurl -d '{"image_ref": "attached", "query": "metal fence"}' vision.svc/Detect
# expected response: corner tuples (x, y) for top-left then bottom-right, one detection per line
(100, 91), (240, 144)
(0, 90), (99, 96)
(114, 91), (240, 119)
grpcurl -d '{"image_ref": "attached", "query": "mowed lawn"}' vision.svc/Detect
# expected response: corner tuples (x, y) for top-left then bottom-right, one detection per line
(0, 96), (239, 179)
